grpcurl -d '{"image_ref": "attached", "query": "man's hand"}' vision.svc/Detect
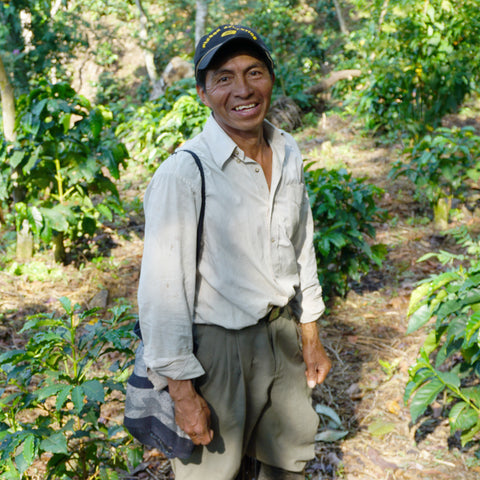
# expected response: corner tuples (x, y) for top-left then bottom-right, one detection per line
(301, 321), (332, 388)
(167, 379), (214, 445)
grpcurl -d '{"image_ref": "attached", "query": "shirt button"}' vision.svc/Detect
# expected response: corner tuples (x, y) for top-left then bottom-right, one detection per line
(255, 167), (260, 172)
(236, 158), (241, 163)
(271, 238), (275, 243)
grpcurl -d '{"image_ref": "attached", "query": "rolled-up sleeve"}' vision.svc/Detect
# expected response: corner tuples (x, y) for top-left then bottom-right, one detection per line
(137, 163), (205, 380)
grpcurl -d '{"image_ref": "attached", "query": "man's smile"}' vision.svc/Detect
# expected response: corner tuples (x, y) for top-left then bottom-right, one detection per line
(233, 103), (257, 111)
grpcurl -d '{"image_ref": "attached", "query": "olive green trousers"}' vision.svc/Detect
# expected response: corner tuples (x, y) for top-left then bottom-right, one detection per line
(171, 310), (318, 480)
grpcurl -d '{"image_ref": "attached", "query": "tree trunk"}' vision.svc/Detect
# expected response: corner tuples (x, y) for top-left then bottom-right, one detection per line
(134, 0), (164, 98)
(0, 55), (16, 142)
(0, 54), (15, 224)
(16, 219), (33, 262)
(53, 232), (66, 263)
(378, 0), (390, 28)
(434, 197), (452, 231)
(304, 69), (362, 96)
(195, 0), (209, 46)
(332, 0), (349, 35)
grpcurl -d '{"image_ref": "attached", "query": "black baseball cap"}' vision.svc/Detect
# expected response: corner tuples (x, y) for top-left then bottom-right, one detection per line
(194, 24), (274, 80)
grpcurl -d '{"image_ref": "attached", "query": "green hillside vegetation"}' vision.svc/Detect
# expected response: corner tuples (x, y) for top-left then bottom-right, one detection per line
(1, 0), (480, 478)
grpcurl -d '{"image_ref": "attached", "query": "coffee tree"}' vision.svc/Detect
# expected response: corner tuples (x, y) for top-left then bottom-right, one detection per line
(342, 0), (480, 135)
(0, 298), (141, 478)
(0, 81), (128, 262)
(305, 167), (387, 299)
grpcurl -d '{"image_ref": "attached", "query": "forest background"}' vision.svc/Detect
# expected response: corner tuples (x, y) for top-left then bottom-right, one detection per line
(1, 0), (480, 479)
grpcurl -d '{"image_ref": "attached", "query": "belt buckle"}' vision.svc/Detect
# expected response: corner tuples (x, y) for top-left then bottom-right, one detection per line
(268, 306), (282, 322)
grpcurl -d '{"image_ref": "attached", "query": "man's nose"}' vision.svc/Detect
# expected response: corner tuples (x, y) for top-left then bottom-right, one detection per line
(233, 76), (253, 97)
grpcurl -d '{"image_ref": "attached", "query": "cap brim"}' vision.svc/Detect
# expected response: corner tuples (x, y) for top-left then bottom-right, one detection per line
(196, 44), (224, 73)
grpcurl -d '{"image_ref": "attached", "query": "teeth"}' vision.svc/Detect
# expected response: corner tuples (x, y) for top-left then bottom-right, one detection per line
(235, 104), (255, 111)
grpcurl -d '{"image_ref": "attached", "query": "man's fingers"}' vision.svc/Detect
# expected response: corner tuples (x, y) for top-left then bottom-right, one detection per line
(191, 427), (214, 445)
(189, 425), (213, 445)
(306, 360), (332, 388)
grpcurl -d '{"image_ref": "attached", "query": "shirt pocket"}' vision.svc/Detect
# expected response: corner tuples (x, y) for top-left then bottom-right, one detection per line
(278, 183), (304, 243)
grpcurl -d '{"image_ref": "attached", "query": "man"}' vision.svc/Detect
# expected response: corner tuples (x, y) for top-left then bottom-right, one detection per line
(137, 24), (331, 480)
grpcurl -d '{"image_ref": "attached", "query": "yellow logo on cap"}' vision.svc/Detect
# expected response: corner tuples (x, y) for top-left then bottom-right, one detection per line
(202, 25), (258, 48)
(221, 29), (237, 37)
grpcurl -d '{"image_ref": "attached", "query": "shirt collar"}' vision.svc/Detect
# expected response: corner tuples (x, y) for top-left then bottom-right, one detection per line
(202, 115), (238, 169)
(202, 114), (286, 169)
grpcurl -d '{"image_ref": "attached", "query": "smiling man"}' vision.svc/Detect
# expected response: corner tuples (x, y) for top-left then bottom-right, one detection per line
(137, 24), (331, 480)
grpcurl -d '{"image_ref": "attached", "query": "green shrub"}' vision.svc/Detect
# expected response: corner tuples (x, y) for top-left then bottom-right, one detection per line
(343, 0), (480, 135)
(0, 81), (128, 263)
(115, 80), (209, 170)
(405, 227), (480, 447)
(305, 167), (387, 299)
(0, 298), (141, 479)
(391, 126), (480, 225)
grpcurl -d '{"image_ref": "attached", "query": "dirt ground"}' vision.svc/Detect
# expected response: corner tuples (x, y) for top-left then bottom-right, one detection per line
(2, 105), (480, 479)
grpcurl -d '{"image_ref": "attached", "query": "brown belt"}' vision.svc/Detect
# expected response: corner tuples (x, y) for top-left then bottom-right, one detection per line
(261, 304), (292, 323)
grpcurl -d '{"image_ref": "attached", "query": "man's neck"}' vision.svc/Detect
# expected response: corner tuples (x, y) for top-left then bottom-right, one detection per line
(234, 129), (272, 190)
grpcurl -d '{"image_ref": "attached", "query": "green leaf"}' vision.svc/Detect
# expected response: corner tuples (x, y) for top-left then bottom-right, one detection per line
(89, 109), (104, 139)
(56, 385), (73, 410)
(408, 282), (432, 316)
(58, 297), (72, 315)
(31, 98), (48, 117)
(71, 386), (84, 413)
(315, 429), (348, 442)
(40, 432), (68, 454)
(39, 206), (69, 232)
(315, 404), (343, 427)
(82, 216), (97, 236)
(126, 445), (144, 469)
(407, 304), (431, 334)
(96, 203), (113, 222)
(436, 370), (460, 389)
(16, 433), (36, 473)
(460, 419), (480, 447)
(36, 384), (65, 402)
(367, 419), (396, 437)
(410, 378), (444, 423)
(10, 150), (25, 169)
(462, 386), (480, 407)
(449, 401), (468, 430)
(82, 380), (105, 403)
(423, 330), (439, 356)
(449, 403), (479, 432)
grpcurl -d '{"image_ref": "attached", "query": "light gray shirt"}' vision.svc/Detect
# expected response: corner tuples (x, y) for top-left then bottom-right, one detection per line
(138, 115), (325, 380)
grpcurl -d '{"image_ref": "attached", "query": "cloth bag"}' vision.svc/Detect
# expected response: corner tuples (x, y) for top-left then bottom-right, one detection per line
(123, 341), (194, 458)
(123, 150), (205, 459)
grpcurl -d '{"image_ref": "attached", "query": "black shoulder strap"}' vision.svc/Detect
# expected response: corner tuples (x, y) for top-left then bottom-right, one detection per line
(133, 150), (205, 340)
(180, 150), (205, 264)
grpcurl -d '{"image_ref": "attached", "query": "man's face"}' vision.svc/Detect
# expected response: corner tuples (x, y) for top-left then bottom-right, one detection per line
(196, 51), (274, 140)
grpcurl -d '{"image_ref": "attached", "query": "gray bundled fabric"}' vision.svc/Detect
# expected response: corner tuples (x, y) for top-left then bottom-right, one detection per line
(123, 342), (194, 459)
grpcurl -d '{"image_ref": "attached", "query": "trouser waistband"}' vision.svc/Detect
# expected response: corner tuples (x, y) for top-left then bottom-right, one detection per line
(260, 304), (292, 323)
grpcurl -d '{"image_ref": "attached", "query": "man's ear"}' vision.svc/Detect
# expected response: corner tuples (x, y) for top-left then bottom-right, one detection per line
(196, 84), (210, 108)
